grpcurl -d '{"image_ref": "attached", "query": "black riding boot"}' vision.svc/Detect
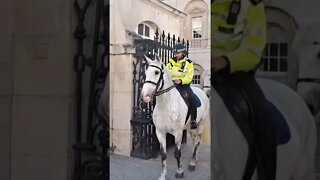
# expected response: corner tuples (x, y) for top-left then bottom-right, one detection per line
(186, 85), (197, 129)
(189, 99), (197, 129)
(176, 84), (198, 129)
(241, 76), (276, 180)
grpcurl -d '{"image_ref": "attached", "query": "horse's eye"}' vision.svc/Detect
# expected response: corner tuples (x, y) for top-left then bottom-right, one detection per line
(155, 71), (160, 75)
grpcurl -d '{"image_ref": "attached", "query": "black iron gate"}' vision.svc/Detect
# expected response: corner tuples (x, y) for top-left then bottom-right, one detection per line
(73, 0), (109, 179)
(131, 29), (189, 159)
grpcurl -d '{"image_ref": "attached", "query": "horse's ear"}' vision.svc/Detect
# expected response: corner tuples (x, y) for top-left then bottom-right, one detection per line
(154, 53), (161, 62)
(144, 55), (153, 64)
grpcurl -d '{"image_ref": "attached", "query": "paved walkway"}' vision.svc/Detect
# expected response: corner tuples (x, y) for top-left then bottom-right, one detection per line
(110, 139), (211, 180)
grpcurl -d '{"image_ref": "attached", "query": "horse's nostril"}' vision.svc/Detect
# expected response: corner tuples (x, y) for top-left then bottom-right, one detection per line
(318, 52), (320, 59)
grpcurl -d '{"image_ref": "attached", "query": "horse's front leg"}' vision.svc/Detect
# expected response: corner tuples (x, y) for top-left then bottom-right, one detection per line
(174, 131), (184, 178)
(156, 129), (167, 180)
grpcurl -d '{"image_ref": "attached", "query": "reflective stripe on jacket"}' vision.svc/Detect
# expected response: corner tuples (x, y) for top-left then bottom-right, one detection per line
(212, 0), (266, 73)
(166, 57), (194, 85)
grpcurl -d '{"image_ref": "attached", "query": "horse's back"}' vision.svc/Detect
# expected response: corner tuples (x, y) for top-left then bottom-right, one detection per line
(191, 86), (209, 104)
(257, 78), (313, 124)
(191, 86), (208, 99)
(257, 78), (316, 180)
(257, 78), (315, 139)
(191, 86), (210, 118)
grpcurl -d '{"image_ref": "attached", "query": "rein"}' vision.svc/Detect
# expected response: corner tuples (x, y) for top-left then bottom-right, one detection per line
(153, 84), (177, 96)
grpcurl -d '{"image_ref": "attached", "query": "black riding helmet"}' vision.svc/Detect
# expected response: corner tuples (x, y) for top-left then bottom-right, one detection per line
(173, 43), (187, 54)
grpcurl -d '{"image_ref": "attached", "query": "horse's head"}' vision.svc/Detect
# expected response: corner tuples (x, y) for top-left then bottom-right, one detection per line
(141, 54), (165, 103)
(293, 22), (320, 79)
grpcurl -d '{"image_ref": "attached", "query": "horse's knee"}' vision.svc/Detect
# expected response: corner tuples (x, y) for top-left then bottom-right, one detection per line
(160, 148), (167, 161)
(174, 147), (181, 159)
(162, 153), (167, 162)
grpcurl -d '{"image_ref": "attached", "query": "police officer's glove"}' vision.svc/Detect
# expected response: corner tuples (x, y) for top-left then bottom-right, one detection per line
(173, 79), (182, 85)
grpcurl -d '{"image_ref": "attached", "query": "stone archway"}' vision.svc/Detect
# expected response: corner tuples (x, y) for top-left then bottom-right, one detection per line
(256, 6), (298, 89)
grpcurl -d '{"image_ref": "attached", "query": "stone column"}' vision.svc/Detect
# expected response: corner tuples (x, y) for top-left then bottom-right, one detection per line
(0, 1), (76, 180)
(109, 0), (135, 156)
(0, 1), (14, 179)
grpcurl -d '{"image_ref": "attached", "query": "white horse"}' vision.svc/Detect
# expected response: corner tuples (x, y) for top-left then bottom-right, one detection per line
(293, 22), (320, 124)
(141, 55), (210, 180)
(211, 78), (317, 180)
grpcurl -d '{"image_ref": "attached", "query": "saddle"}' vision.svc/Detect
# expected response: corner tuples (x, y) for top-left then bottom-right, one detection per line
(215, 85), (290, 146)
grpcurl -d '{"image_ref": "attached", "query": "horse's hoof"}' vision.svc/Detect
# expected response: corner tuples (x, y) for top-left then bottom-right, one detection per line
(175, 171), (184, 178)
(188, 164), (196, 171)
(158, 175), (166, 180)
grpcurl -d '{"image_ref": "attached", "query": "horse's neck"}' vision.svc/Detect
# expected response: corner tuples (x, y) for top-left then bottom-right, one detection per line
(156, 68), (177, 106)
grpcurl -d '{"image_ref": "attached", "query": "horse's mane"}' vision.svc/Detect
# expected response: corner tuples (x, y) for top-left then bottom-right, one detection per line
(162, 62), (173, 86)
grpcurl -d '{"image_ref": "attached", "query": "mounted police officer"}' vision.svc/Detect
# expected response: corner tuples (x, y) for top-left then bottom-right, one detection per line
(166, 43), (198, 129)
(211, 0), (276, 180)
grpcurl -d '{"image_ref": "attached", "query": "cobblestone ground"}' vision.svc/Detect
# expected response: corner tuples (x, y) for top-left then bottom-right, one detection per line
(110, 139), (211, 180)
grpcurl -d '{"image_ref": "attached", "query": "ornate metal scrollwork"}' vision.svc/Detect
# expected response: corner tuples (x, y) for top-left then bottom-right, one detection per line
(73, 0), (109, 179)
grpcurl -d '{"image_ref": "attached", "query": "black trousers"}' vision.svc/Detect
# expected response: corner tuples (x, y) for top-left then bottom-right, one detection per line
(213, 72), (276, 180)
(176, 84), (197, 121)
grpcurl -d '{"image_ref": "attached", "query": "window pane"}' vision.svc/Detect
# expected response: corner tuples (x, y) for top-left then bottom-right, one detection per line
(280, 43), (288, 56)
(138, 24), (143, 35)
(270, 58), (278, 72)
(192, 75), (201, 84)
(264, 44), (269, 56)
(261, 57), (269, 71)
(270, 43), (278, 56)
(259, 41), (288, 72)
(192, 17), (202, 39)
(192, 17), (202, 29)
(280, 58), (287, 72)
(145, 25), (150, 37)
(193, 31), (202, 39)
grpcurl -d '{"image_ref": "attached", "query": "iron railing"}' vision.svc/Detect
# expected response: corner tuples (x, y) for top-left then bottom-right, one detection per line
(73, 0), (109, 179)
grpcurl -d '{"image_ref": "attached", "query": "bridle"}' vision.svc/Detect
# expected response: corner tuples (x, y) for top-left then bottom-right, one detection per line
(144, 64), (177, 97)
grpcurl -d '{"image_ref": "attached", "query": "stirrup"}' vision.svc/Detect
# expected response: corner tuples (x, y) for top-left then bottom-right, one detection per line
(190, 121), (197, 129)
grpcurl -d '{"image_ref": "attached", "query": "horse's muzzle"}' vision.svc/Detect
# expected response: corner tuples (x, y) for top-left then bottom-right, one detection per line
(141, 92), (152, 103)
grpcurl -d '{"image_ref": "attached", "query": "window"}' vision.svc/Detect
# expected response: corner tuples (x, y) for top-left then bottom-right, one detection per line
(260, 42), (288, 72)
(192, 75), (201, 85)
(138, 23), (150, 38)
(192, 17), (202, 39)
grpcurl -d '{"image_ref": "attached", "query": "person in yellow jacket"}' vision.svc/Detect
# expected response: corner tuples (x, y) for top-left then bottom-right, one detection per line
(211, 0), (276, 180)
(166, 43), (198, 129)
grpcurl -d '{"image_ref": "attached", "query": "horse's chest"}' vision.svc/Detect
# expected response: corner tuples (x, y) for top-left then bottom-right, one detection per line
(153, 110), (182, 131)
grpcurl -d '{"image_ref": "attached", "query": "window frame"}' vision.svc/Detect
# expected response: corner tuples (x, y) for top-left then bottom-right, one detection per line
(191, 16), (203, 39)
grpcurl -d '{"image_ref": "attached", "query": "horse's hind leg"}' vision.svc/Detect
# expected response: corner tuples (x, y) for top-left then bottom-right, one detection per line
(188, 129), (201, 171)
(174, 132), (184, 178)
(156, 129), (167, 180)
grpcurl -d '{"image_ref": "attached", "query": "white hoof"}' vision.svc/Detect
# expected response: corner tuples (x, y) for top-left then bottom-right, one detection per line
(158, 175), (166, 180)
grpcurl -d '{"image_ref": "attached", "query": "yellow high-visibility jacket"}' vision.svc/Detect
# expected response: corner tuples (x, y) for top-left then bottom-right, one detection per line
(166, 57), (194, 85)
(211, 0), (267, 73)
